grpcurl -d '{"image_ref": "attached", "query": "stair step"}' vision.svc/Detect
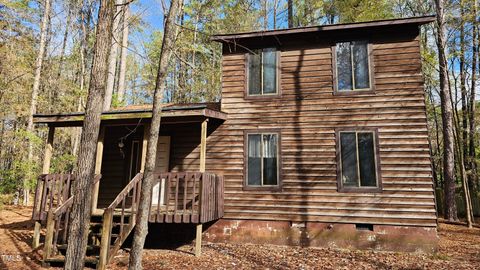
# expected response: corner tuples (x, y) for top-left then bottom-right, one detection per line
(57, 244), (100, 251)
(90, 232), (119, 238)
(90, 222), (123, 228)
(45, 255), (98, 265)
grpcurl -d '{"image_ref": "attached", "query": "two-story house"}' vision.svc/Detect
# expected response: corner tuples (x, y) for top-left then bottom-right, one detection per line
(31, 16), (438, 268)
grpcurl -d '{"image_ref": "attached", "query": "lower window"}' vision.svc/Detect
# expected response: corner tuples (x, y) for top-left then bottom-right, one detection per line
(337, 129), (381, 192)
(245, 131), (280, 188)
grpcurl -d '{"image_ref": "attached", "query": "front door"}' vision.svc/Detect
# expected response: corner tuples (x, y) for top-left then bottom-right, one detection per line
(152, 136), (171, 206)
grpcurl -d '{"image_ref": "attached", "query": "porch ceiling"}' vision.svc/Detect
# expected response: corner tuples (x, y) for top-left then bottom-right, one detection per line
(33, 102), (227, 127)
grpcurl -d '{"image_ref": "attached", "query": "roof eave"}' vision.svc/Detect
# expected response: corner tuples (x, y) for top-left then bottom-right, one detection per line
(33, 108), (227, 125)
(211, 15), (436, 42)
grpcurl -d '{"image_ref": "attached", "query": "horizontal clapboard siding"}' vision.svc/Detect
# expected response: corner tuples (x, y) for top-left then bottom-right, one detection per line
(206, 32), (437, 227)
(98, 125), (144, 208)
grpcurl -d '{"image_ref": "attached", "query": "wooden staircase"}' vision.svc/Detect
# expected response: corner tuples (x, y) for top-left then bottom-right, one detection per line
(39, 173), (142, 270)
(43, 215), (130, 267)
(33, 171), (224, 269)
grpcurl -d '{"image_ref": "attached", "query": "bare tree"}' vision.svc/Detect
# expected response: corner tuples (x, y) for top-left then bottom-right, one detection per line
(103, 0), (122, 110)
(468, 0), (479, 193)
(25, 0), (52, 205)
(128, 0), (184, 269)
(288, 0), (293, 28)
(116, 0), (130, 104)
(57, 2), (73, 80)
(73, 0), (94, 156)
(435, 0), (458, 221)
(64, 0), (115, 268)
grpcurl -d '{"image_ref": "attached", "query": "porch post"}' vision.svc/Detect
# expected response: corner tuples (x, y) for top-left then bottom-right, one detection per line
(195, 118), (208, 257)
(140, 123), (150, 173)
(91, 126), (105, 214)
(32, 125), (55, 248)
(199, 119), (208, 172)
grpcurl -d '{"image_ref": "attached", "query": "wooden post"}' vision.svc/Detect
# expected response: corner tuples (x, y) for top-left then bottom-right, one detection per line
(91, 126), (105, 214)
(98, 209), (113, 270)
(140, 123), (150, 173)
(32, 125), (55, 248)
(199, 119), (207, 172)
(43, 210), (55, 261)
(195, 119), (207, 257)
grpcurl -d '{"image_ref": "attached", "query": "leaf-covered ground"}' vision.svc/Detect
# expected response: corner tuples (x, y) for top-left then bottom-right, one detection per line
(1, 205), (479, 269)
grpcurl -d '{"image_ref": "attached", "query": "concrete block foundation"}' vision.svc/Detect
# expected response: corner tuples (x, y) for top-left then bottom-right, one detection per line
(204, 219), (438, 253)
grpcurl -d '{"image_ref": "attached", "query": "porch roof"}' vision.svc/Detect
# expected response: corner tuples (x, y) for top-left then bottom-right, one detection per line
(33, 102), (227, 127)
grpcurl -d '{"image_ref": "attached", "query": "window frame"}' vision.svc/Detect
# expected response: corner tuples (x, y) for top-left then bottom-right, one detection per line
(335, 127), (382, 193)
(244, 48), (282, 99)
(243, 129), (282, 191)
(332, 40), (375, 95)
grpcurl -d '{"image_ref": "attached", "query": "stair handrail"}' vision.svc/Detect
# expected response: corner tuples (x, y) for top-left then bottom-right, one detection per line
(98, 172), (143, 270)
(33, 173), (75, 221)
(43, 174), (102, 261)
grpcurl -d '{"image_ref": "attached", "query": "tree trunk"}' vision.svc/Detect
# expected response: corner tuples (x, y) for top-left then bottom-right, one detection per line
(128, 1), (183, 269)
(57, 3), (72, 80)
(25, 0), (52, 205)
(64, 0), (115, 269)
(103, 0), (122, 110)
(459, 0), (469, 176)
(116, 1), (130, 104)
(273, 0), (278, 29)
(288, 0), (293, 28)
(0, 119), (4, 170)
(469, 0), (478, 193)
(73, 2), (94, 156)
(451, 80), (474, 228)
(262, 0), (268, 30)
(435, 0), (458, 221)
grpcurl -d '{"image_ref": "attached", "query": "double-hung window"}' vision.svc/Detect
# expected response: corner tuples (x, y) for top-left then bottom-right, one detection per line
(335, 41), (372, 92)
(247, 48), (278, 96)
(337, 129), (381, 192)
(245, 131), (280, 189)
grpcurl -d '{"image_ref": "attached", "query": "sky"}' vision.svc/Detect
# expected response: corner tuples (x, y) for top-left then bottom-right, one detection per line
(133, 0), (166, 33)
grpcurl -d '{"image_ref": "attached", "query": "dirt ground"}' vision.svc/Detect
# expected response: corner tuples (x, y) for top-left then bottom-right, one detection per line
(1, 205), (479, 270)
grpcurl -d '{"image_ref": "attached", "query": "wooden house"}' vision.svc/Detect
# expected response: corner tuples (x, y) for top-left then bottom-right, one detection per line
(31, 16), (438, 269)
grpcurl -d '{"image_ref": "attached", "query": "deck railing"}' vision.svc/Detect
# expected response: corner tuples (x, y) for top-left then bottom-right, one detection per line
(36, 171), (223, 269)
(32, 174), (75, 221)
(148, 172), (224, 223)
(97, 171), (224, 269)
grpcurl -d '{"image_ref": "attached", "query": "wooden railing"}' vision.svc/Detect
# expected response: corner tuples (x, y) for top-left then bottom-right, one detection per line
(200, 173), (224, 223)
(98, 172), (143, 270)
(33, 174), (74, 221)
(43, 175), (101, 261)
(97, 171), (224, 269)
(149, 172), (224, 224)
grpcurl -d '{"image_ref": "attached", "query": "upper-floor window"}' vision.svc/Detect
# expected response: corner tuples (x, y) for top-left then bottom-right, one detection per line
(247, 48), (278, 96)
(245, 131), (281, 189)
(336, 129), (381, 192)
(335, 41), (372, 92)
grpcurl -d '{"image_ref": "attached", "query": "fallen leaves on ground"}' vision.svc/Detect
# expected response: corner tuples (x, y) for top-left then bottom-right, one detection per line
(1, 206), (479, 269)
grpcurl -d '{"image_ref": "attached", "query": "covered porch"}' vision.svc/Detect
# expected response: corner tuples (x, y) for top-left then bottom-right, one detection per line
(30, 103), (226, 268)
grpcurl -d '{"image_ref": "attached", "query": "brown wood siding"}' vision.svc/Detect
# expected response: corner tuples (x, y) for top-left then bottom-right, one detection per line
(98, 124), (203, 208)
(160, 124), (202, 172)
(98, 125), (144, 207)
(206, 29), (437, 227)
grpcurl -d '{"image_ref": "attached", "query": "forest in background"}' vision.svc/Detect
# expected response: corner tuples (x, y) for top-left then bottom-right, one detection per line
(0, 0), (479, 222)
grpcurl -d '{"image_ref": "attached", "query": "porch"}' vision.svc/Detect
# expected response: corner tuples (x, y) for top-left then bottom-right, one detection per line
(30, 103), (226, 269)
